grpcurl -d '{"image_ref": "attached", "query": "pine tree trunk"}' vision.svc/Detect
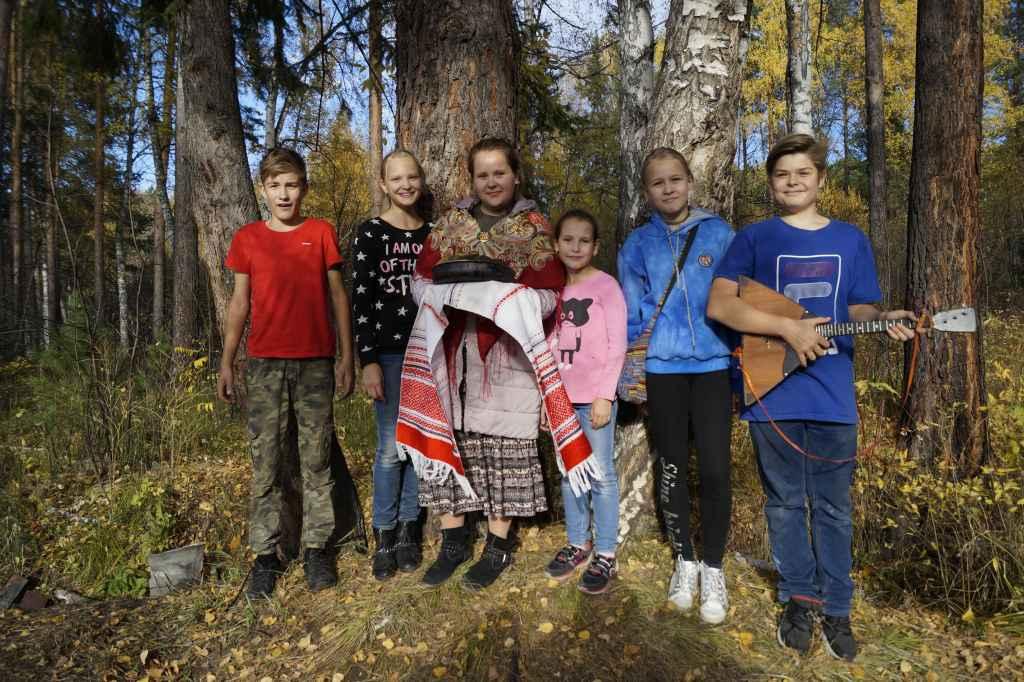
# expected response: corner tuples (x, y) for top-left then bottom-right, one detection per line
(394, 0), (518, 211)
(785, 0), (813, 135)
(368, 0), (384, 215)
(903, 0), (989, 476)
(0, 0), (14, 158)
(645, 0), (750, 218)
(93, 76), (106, 326)
(145, 27), (175, 340)
(863, 0), (887, 245)
(116, 76), (138, 347)
(8, 12), (23, 342)
(616, 0), (655, 246)
(172, 36), (198, 349)
(179, 0), (259, 333)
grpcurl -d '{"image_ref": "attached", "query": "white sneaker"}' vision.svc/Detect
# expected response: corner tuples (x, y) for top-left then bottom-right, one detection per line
(699, 562), (728, 624)
(668, 557), (700, 610)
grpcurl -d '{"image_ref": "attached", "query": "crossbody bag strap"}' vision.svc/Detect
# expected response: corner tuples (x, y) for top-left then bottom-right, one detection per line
(638, 223), (700, 336)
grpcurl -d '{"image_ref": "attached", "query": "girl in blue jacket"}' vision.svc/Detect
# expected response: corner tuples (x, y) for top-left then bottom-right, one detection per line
(617, 148), (735, 624)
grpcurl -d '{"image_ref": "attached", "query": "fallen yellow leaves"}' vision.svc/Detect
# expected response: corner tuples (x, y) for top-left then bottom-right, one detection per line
(537, 622), (554, 634)
(432, 666), (447, 678)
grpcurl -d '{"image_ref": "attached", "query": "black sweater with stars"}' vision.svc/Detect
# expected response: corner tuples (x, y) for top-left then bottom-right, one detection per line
(350, 217), (432, 366)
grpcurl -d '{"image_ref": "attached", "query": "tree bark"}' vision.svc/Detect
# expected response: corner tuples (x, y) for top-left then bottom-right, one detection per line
(179, 0), (259, 334)
(645, 0), (750, 218)
(368, 0), (384, 215)
(0, 0), (15, 161)
(92, 0), (107, 327)
(172, 32), (198, 349)
(616, 0), (655, 246)
(117, 69), (139, 347)
(146, 26), (175, 339)
(863, 0), (887, 245)
(394, 0), (518, 211)
(903, 0), (989, 475)
(785, 0), (813, 135)
(7, 9), (23, 340)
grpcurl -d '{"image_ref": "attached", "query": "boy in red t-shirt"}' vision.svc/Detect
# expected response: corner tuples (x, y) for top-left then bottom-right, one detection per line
(217, 147), (355, 598)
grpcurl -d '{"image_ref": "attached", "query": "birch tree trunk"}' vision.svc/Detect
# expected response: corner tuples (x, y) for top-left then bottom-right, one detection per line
(116, 73), (138, 347)
(368, 0), (384, 215)
(394, 0), (518, 210)
(178, 0), (258, 334)
(645, 0), (750, 217)
(784, 0), (813, 135)
(615, 0), (750, 544)
(903, 0), (990, 476)
(616, 0), (655, 246)
(863, 0), (887, 246)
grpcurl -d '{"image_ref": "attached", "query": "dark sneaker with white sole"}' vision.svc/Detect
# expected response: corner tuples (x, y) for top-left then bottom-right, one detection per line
(578, 554), (616, 595)
(777, 600), (815, 654)
(821, 615), (858, 661)
(545, 544), (591, 580)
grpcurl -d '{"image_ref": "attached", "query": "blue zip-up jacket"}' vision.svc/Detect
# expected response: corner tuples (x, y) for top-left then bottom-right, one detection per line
(617, 208), (735, 373)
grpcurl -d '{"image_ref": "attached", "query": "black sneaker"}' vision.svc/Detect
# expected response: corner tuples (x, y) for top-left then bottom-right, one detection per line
(462, 533), (515, 591)
(544, 544), (591, 581)
(304, 547), (338, 592)
(422, 526), (470, 587)
(395, 520), (423, 572)
(821, 615), (858, 661)
(372, 528), (398, 581)
(777, 600), (815, 654)
(578, 554), (616, 595)
(246, 553), (283, 599)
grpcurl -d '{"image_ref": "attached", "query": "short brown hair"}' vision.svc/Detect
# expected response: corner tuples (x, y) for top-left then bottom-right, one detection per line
(766, 134), (827, 176)
(259, 147), (307, 186)
(467, 137), (521, 177)
(641, 147), (693, 186)
(554, 208), (599, 241)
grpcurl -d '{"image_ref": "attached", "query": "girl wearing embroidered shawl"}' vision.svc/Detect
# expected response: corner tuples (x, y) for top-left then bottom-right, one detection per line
(399, 138), (581, 590)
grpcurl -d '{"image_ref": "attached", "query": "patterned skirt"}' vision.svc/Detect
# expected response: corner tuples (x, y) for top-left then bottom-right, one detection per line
(418, 431), (548, 517)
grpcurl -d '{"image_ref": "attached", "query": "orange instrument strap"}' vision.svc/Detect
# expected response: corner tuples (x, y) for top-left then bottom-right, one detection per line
(898, 311), (930, 418)
(733, 347), (870, 464)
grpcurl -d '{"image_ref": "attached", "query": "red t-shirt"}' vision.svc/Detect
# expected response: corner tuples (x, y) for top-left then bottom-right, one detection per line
(224, 218), (343, 358)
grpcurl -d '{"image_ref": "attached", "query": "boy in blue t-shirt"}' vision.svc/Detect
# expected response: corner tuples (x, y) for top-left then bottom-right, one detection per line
(707, 134), (918, 662)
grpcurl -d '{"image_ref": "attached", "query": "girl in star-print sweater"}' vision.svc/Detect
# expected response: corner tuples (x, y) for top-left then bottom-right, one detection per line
(350, 150), (432, 582)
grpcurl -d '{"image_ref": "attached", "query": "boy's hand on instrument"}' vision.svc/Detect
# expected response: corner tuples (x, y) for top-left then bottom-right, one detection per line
(361, 363), (385, 401)
(782, 316), (832, 367)
(881, 310), (920, 342)
(590, 398), (613, 429)
(335, 358), (355, 399)
(217, 365), (235, 403)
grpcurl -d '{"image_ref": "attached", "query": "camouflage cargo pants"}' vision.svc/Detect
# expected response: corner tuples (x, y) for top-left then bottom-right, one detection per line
(246, 357), (336, 555)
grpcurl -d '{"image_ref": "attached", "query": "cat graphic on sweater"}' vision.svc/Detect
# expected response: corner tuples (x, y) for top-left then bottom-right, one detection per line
(558, 297), (592, 368)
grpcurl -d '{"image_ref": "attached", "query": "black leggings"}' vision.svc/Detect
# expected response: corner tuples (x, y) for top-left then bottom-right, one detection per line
(646, 370), (732, 567)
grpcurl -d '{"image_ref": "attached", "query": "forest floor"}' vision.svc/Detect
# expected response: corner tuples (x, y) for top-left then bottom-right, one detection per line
(3, 417), (1024, 682)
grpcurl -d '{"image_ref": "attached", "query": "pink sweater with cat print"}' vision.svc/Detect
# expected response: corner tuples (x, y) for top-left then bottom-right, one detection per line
(553, 270), (628, 404)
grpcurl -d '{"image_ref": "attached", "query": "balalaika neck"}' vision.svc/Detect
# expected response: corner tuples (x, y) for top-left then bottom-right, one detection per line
(816, 318), (915, 338)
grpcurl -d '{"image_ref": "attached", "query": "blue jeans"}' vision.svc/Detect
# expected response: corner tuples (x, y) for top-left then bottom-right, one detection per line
(562, 401), (620, 555)
(749, 420), (857, 617)
(371, 353), (420, 529)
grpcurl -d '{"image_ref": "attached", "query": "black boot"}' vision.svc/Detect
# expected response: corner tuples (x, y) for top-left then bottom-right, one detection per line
(372, 528), (398, 581)
(462, 532), (515, 591)
(246, 553), (283, 599)
(422, 526), (470, 587)
(304, 547), (338, 592)
(395, 520), (423, 572)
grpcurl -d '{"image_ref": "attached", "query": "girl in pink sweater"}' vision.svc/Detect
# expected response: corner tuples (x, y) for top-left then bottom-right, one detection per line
(545, 209), (627, 594)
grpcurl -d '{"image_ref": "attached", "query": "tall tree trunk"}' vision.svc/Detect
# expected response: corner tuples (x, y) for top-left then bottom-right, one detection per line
(117, 72), (138, 347)
(368, 0), (384, 215)
(616, 0), (750, 544)
(179, 0), (259, 333)
(263, 15), (284, 150)
(863, 0), (887, 246)
(394, 0), (518, 211)
(172, 37), (198, 349)
(146, 26), (175, 339)
(616, 0), (655, 247)
(903, 0), (989, 475)
(0, 0), (15, 161)
(7, 10), (23, 340)
(785, 0), (813, 135)
(645, 0), (750, 217)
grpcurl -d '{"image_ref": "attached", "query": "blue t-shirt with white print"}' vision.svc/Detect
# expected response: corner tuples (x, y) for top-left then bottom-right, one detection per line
(714, 216), (882, 424)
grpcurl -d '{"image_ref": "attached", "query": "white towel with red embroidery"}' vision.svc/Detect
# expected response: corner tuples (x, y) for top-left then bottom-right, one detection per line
(396, 281), (598, 500)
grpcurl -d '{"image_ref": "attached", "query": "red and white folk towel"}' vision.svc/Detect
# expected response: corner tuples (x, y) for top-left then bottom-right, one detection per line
(396, 281), (598, 500)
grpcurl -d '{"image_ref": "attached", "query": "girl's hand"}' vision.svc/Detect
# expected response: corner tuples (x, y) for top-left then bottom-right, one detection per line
(590, 398), (613, 429)
(361, 362), (384, 401)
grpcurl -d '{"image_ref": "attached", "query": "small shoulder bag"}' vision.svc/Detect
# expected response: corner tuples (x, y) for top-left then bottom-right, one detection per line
(617, 224), (700, 403)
